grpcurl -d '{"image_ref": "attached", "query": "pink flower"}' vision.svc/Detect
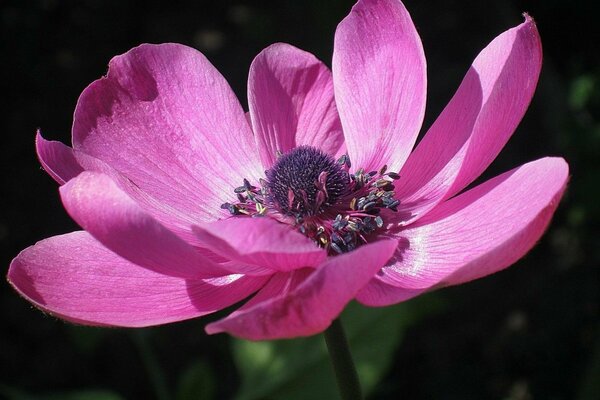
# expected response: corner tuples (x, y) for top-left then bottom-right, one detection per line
(9, 0), (568, 340)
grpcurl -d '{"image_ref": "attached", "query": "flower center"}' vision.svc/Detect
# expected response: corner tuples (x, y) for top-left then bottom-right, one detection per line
(221, 146), (402, 255)
(266, 146), (349, 217)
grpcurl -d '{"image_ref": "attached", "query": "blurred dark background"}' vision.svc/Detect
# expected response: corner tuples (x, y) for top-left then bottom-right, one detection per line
(1, 0), (598, 399)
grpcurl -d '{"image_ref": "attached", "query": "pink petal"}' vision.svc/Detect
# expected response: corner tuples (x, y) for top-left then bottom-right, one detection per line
(36, 130), (84, 185)
(72, 43), (263, 225)
(359, 157), (568, 306)
(248, 43), (344, 167)
(193, 217), (327, 272)
(35, 134), (194, 243)
(71, 153), (205, 244)
(8, 231), (268, 327)
(396, 16), (543, 223)
(205, 238), (398, 340)
(231, 269), (312, 311)
(333, 0), (426, 173)
(60, 171), (229, 279)
(356, 279), (425, 307)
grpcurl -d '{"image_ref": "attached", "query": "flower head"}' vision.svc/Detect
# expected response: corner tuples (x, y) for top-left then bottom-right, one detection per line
(9, 0), (568, 340)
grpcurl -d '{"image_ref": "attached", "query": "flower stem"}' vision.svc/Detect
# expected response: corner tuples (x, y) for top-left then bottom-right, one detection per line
(324, 318), (362, 400)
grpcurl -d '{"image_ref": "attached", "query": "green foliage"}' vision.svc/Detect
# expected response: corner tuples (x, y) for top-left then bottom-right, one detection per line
(232, 296), (442, 400)
(176, 360), (216, 400)
(569, 74), (597, 111)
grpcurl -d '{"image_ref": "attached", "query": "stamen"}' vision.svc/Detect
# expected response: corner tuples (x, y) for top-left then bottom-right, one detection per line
(221, 146), (402, 255)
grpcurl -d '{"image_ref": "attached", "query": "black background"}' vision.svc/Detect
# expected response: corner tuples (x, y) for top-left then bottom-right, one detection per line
(2, 0), (598, 399)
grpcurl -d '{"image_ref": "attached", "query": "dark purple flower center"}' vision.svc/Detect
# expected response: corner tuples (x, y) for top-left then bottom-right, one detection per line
(221, 146), (402, 255)
(266, 146), (349, 217)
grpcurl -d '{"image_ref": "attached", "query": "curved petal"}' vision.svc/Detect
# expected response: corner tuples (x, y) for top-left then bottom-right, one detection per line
(230, 269), (312, 311)
(70, 152), (207, 244)
(396, 16), (543, 223)
(193, 217), (327, 272)
(356, 279), (425, 307)
(72, 43), (263, 226)
(362, 157), (568, 306)
(60, 171), (229, 278)
(35, 132), (204, 243)
(333, 0), (426, 173)
(7, 231), (268, 327)
(36, 130), (84, 185)
(249, 43), (344, 167)
(205, 238), (398, 340)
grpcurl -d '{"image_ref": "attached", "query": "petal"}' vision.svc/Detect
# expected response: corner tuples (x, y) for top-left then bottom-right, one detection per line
(192, 217), (327, 272)
(35, 134), (197, 243)
(8, 231), (268, 327)
(356, 279), (425, 306)
(36, 130), (84, 185)
(230, 269), (312, 311)
(72, 43), (263, 225)
(60, 171), (229, 279)
(205, 238), (398, 340)
(71, 152), (206, 244)
(396, 16), (543, 223)
(333, 0), (426, 172)
(248, 43), (344, 167)
(361, 157), (568, 306)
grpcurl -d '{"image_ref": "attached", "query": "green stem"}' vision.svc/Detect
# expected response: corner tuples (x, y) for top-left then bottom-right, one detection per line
(324, 318), (362, 400)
